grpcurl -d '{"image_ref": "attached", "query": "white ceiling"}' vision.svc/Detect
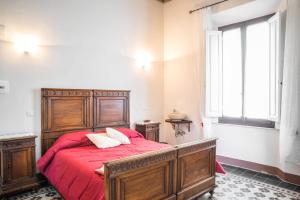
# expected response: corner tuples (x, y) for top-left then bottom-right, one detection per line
(211, 0), (281, 27)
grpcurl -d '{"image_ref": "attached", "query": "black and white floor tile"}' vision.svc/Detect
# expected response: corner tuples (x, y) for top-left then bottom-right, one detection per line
(199, 173), (300, 200)
(4, 186), (62, 200)
(4, 164), (300, 200)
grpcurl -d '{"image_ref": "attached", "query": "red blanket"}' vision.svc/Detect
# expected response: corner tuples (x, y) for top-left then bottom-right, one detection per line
(38, 130), (171, 200)
(38, 130), (225, 200)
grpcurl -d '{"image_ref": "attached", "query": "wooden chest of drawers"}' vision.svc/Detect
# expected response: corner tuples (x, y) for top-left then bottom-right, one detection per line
(0, 135), (40, 197)
(135, 122), (160, 142)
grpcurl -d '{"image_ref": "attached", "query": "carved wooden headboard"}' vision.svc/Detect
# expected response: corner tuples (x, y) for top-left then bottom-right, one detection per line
(41, 88), (130, 154)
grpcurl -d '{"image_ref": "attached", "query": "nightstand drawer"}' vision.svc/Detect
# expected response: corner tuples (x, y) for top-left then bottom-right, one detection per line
(135, 122), (160, 142)
(146, 125), (159, 131)
(146, 132), (157, 141)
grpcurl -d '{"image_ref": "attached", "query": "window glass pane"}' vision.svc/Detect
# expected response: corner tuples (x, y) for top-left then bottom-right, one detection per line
(222, 28), (243, 117)
(244, 22), (270, 119)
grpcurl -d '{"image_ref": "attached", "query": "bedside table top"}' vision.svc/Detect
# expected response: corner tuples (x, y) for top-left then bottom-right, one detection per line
(135, 121), (160, 125)
(0, 133), (37, 142)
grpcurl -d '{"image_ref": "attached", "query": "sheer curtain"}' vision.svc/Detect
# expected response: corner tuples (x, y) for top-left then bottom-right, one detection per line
(279, 0), (300, 175)
(192, 7), (215, 138)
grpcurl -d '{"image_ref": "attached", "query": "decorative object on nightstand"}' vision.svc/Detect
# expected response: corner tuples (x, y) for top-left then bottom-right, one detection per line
(166, 109), (192, 137)
(135, 121), (160, 142)
(0, 133), (41, 197)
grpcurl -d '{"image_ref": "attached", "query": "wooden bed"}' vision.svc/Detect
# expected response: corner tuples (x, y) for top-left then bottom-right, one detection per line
(41, 88), (216, 200)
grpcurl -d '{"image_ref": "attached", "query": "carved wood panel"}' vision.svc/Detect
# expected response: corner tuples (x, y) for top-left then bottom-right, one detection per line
(146, 131), (157, 141)
(176, 139), (216, 200)
(9, 148), (33, 181)
(179, 149), (212, 189)
(93, 90), (130, 129)
(117, 164), (169, 200)
(104, 149), (177, 200)
(42, 96), (93, 132)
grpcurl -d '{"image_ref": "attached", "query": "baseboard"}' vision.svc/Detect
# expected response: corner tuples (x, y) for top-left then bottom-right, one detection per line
(217, 155), (300, 186)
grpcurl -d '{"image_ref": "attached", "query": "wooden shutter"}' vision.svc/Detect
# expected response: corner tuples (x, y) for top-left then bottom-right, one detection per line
(205, 31), (223, 117)
(268, 13), (281, 122)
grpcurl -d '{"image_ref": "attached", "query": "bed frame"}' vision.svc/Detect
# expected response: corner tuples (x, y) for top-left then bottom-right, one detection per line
(41, 88), (216, 200)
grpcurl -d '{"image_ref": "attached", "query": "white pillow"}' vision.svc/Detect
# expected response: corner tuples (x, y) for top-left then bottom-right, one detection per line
(95, 166), (105, 175)
(106, 128), (131, 144)
(86, 134), (121, 149)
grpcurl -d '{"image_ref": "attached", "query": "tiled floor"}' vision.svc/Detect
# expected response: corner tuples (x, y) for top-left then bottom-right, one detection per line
(196, 164), (300, 199)
(4, 164), (300, 200)
(222, 164), (300, 193)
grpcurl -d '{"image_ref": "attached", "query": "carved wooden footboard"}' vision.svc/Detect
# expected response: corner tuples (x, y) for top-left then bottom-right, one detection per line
(104, 138), (216, 200)
(104, 148), (177, 200)
(176, 138), (217, 200)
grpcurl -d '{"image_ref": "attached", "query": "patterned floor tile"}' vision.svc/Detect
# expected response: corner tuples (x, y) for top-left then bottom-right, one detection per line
(200, 173), (300, 200)
(4, 172), (300, 200)
(4, 187), (62, 200)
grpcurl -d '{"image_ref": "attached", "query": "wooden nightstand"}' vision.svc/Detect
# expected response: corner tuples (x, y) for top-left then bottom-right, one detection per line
(0, 135), (40, 197)
(135, 122), (160, 142)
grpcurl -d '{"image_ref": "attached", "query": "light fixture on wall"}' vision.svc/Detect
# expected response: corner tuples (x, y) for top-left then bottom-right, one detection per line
(135, 50), (153, 70)
(13, 34), (39, 54)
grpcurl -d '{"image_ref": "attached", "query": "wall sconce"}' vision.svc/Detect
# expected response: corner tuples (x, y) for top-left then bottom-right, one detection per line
(135, 50), (152, 70)
(13, 34), (39, 54)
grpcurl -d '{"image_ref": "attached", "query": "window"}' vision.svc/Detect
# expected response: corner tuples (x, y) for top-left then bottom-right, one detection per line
(205, 14), (281, 128)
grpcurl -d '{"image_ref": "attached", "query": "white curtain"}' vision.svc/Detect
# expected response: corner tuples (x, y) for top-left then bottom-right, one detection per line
(279, 0), (300, 175)
(192, 7), (215, 138)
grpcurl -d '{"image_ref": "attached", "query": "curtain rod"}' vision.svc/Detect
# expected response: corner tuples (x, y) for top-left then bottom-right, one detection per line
(189, 0), (229, 14)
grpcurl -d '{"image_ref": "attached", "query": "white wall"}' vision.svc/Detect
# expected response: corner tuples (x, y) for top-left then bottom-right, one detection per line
(212, 124), (279, 167)
(163, 0), (282, 170)
(163, 0), (205, 145)
(0, 0), (164, 159)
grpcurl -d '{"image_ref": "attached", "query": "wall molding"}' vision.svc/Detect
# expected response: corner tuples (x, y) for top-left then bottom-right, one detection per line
(217, 155), (300, 186)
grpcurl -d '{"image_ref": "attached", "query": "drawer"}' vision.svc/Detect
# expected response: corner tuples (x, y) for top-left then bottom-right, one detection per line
(146, 125), (159, 131)
(146, 132), (157, 141)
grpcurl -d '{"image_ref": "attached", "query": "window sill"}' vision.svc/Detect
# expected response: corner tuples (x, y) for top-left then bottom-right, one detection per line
(216, 122), (279, 131)
(218, 117), (275, 129)
(211, 118), (280, 133)
(206, 117), (280, 130)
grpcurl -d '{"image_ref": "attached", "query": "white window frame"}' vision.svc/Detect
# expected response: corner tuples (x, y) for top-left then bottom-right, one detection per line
(205, 13), (282, 128)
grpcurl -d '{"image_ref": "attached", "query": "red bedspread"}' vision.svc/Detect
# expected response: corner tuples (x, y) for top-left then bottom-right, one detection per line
(38, 130), (225, 200)
(38, 130), (170, 200)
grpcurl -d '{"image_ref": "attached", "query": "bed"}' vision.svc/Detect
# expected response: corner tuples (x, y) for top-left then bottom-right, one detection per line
(39, 88), (219, 200)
